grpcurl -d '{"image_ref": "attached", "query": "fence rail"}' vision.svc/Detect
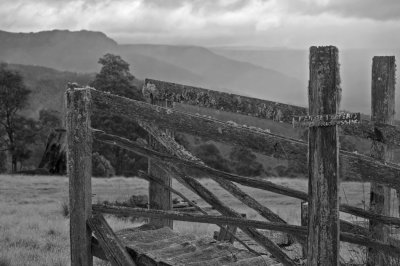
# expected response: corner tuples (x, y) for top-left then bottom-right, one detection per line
(66, 46), (399, 266)
(143, 79), (400, 147)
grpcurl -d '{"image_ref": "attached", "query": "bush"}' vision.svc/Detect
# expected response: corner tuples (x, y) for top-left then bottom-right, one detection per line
(193, 143), (231, 172)
(229, 147), (264, 177)
(0, 152), (7, 173)
(92, 152), (115, 177)
(60, 200), (69, 218)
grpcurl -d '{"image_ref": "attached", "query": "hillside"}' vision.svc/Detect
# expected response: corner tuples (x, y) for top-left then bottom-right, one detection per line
(212, 47), (400, 117)
(0, 30), (303, 105)
(6, 64), (94, 118)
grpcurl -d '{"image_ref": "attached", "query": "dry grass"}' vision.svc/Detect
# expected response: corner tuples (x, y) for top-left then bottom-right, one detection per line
(0, 174), (398, 265)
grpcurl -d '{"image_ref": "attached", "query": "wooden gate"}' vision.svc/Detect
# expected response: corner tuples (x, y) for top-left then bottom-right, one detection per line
(66, 46), (400, 266)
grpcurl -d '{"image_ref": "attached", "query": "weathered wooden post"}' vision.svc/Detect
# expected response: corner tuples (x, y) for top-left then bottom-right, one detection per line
(301, 201), (308, 258)
(307, 46), (340, 266)
(66, 86), (93, 266)
(148, 98), (173, 228)
(367, 56), (395, 266)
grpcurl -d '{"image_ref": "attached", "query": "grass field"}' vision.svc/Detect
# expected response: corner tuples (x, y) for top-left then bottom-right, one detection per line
(0, 174), (397, 265)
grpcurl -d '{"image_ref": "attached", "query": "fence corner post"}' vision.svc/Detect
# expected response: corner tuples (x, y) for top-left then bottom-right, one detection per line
(307, 46), (340, 266)
(367, 56), (395, 266)
(66, 86), (93, 266)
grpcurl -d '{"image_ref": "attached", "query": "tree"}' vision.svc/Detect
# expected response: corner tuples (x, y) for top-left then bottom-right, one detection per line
(0, 63), (33, 172)
(90, 54), (147, 176)
(90, 53), (143, 101)
(38, 109), (62, 147)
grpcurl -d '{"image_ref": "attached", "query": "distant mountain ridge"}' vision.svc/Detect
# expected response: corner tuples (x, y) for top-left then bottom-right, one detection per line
(0, 29), (304, 106)
(2, 29), (397, 117)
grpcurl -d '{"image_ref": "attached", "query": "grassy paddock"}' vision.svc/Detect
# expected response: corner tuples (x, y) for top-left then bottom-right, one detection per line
(0, 174), (397, 265)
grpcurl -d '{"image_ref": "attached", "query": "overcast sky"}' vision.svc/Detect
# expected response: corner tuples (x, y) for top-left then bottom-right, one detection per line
(1, 0), (400, 48)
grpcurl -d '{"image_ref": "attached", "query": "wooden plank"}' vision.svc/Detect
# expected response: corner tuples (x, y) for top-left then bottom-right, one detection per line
(138, 123), (298, 265)
(143, 78), (307, 124)
(93, 130), (400, 234)
(65, 87), (93, 266)
(144, 236), (216, 264)
(300, 202), (308, 258)
(90, 89), (400, 189)
(367, 56), (395, 266)
(144, 78), (400, 147)
(140, 122), (300, 245)
(340, 204), (400, 227)
(307, 46), (340, 266)
(92, 204), (400, 257)
(87, 214), (136, 266)
(138, 171), (258, 253)
(163, 166), (297, 266)
(224, 255), (277, 266)
(148, 98), (173, 228)
(93, 205), (305, 237)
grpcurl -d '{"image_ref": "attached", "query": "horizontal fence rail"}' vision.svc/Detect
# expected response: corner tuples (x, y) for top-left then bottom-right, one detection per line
(90, 88), (400, 189)
(93, 204), (400, 257)
(144, 79), (400, 147)
(92, 128), (400, 231)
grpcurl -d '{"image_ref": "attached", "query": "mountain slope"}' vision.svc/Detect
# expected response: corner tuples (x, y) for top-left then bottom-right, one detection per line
(0, 30), (304, 105)
(6, 64), (93, 118)
(212, 47), (400, 116)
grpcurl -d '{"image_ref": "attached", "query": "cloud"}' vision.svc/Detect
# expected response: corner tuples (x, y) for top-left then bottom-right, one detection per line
(282, 0), (400, 21)
(0, 0), (400, 48)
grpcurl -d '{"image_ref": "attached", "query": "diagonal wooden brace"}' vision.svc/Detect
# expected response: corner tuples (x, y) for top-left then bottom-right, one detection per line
(293, 112), (360, 128)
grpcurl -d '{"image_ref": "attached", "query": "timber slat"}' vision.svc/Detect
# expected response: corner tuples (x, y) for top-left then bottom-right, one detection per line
(93, 204), (400, 256)
(140, 122), (300, 247)
(91, 88), (400, 189)
(223, 255), (279, 266)
(93, 129), (400, 232)
(87, 214), (136, 266)
(112, 227), (276, 266)
(144, 78), (400, 147)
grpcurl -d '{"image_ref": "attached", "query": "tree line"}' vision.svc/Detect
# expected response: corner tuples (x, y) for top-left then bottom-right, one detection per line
(0, 54), (311, 178)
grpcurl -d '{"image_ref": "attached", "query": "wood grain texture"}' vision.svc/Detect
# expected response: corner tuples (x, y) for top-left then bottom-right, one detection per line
(87, 214), (136, 266)
(162, 166), (298, 266)
(144, 78), (400, 147)
(93, 204), (400, 257)
(115, 227), (265, 266)
(93, 130), (400, 233)
(141, 122), (300, 245)
(90, 89), (400, 189)
(367, 56), (395, 266)
(138, 170), (259, 254)
(66, 87), (93, 266)
(93, 204), (307, 236)
(307, 46), (340, 266)
(300, 202), (308, 258)
(148, 99), (173, 229)
(130, 127), (296, 265)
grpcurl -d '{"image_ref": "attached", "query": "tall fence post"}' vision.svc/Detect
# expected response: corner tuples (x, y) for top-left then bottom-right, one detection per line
(307, 46), (340, 266)
(367, 56), (395, 266)
(148, 99), (173, 228)
(66, 87), (93, 266)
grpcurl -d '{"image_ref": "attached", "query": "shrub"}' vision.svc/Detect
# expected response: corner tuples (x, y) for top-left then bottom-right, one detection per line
(92, 152), (115, 177)
(60, 200), (69, 218)
(229, 147), (264, 177)
(193, 143), (231, 172)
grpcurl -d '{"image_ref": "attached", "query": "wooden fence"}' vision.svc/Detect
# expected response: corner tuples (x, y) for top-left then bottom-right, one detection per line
(66, 46), (400, 266)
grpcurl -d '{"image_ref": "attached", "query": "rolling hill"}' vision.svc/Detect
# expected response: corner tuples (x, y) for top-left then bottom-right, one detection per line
(0, 30), (304, 106)
(212, 47), (400, 117)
